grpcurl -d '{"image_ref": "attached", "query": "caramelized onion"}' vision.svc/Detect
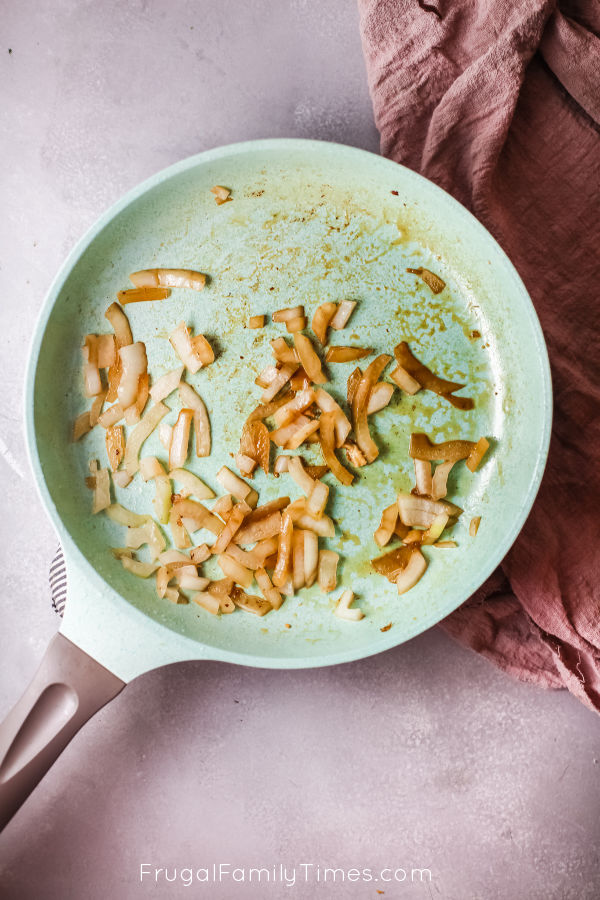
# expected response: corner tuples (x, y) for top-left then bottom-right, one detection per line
(318, 411), (354, 486)
(431, 460), (455, 500)
(123, 402), (169, 476)
(351, 354), (392, 463)
(317, 549), (339, 592)
(469, 516), (481, 536)
(118, 287), (171, 304)
(330, 300), (356, 330)
(395, 547), (427, 593)
(149, 366), (184, 403)
(249, 314), (265, 329)
(270, 337), (298, 363)
(367, 382), (394, 415)
(285, 316), (307, 333)
(406, 267), (445, 294)
(273, 305), (305, 323)
(130, 268), (206, 291)
(334, 589), (364, 621)
(466, 437), (490, 472)
(293, 333), (327, 385)
(410, 433), (475, 462)
(394, 342), (473, 410)
(106, 425), (125, 471)
(261, 362), (298, 402)
(240, 419), (270, 474)
(413, 459), (432, 495)
(371, 545), (415, 581)
(273, 512), (293, 587)
(374, 503), (398, 548)
(389, 364), (421, 395)
(178, 382), (211, 458)
(117, 342), (147, 409)
(326, 346), (373, 363)
(312, 301), (337, 344)
(169, 322), (213, 373)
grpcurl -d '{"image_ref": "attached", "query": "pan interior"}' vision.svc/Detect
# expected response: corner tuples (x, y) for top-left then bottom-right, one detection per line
(30, 141), (549, 665)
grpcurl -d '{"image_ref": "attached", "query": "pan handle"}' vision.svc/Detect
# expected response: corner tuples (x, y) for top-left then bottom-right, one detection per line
(0, 633), (125, 832)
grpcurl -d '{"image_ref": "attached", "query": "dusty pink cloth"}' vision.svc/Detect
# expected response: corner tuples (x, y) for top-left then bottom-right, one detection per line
(359, 0), (600, 711)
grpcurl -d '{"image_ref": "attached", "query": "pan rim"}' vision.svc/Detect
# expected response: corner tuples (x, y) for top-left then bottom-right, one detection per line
(23, 138), (553, 670)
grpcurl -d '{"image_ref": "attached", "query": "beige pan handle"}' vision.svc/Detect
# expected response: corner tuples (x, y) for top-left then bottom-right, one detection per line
(0, 633), (125, 832)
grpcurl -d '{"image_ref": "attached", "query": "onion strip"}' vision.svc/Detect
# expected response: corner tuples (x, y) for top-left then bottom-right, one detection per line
(374, 503), (398, 548)
(293, 334), (327, 385)
(351, 354), (392, 463)
(395, 342), (473, 410)
(318, 412), (354, 485)
(317, 549), (339, 592)
(410, 433), (475, 462)
(325, 346), (373, 363)
(312, 301), (337, 344)
(130, 268), (206, 291)
(123, 402), (169, 476)
(118, 287), (171, 304)
(330, 300), (356, 330)
(334, 589), (364, 621)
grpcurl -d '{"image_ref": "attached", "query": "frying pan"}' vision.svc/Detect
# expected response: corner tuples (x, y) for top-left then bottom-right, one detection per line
(0, 139), (551, 830)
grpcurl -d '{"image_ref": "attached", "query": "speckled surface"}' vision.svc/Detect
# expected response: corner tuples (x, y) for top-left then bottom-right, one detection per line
(1, 2), (599, 898)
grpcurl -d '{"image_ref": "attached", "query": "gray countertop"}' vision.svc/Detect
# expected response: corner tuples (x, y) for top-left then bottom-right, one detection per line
(1, 2), (598, 898)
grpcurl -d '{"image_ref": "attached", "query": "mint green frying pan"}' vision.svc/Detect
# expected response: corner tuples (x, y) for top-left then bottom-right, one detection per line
(0, 140), (551, 829)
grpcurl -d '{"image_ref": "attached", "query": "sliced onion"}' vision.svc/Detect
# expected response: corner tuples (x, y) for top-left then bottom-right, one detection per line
(285, 316), (307, 333)
(153, 474), (172, 524)
(190, 544), (212, 564)
(216, 466), (258, 507)
(105, 425), (125, 471)
(178, 382), (211, 458)
(303, 530), (319, 587)
(290, 368), (311, 391)
(125, 520), (166, 561)
(218, 553), (254, 588)
(413, 459), (432, 495)
(469, 516), (481, 537)
(326, 346), (373, 363)
(293, 334), (327, 384)
(112, 469), (133, 488)
(130, 268), (206, 291)
(98, 403), (124, 428)
(272, 512), (293, 587)
(212, 494), (233, 518)
(105, 302), (133, 347)
(273, 305), (305, 322)
(352, 354), (392, 463)
(395, 342), (473, 410)
(431, 460), (455, 500)
(285, 417), (321, 450)
(72, 411), (92, 442)
(371, 545), (415, 581)
(374, 503), (398, 548)
(89, 461), (110, 514)
(270, 337), (298, 364)
(207, 578), (236, 614)
(149, 366), (184, 403)
(306, 464), (328, 480)
(255, 364), (280, 389)
(397, 492), (461, 527)
(82, 336), (102, 397)
(97, 334), (116, 368)
(346, 367), (362, 406)
(255, 566), (283, 610)
(294, 510), (334, 538)
(235, 453), (257, 476)
(231, 586), (272, 616)
(235, 510), (282, 545)
(140, 456), (166, 481)
(274, 455), (289, 475)
(168, 505), (192, 548)
(314, 388), (351, 447)
(169, 408), (194, 469)
(169, 467), (214, 500)
(261, 362), (298, 402)
(249, 314), (265, 329)
(318, 411), (354, 486)
(434, 541), (458, 548)
(317, 549), (339, 592)
(306, 480), (328, 519)
(410, 433), (475, 462)
(159, 549), (193, 566)
(334, 589), (364, 621)
(226, 538), (277, 571)
(273, 389), (315, 428)
(172, 498), (223, 535)
(192, 592), (221, 614)
(406, 267), (445, 294)
(121, 557), (159, 578)
(367, 381), (394, 414)
(330, 300), (356, 330)
(390, 364), (421, 395)
(105, 503), (151, 526)
(118, 287), (171, 304)
(212, 505), (248, 554)
(239, 419), (270, 474)
(312, 301), (337, 344)
(123, 402), (169, 476)
(421, 513), (449, 545)
(159, 422), (172, 451)
(466, 437), (490, 472)
(124, 372), (150, 425)
(211, 185), (232, 204)
(287, 455), (314, 495)
(90, 389), (107, 427)
(117, 342), (147, 409)
(402, 530), (423, 545)
(270, 414), (312, 448)
(292, 529), (305, 591)
(396, 547), (427, 594)
(343, 441), (367, 468)
(169, 322), (212, 373)
(110, 548), (133, 560)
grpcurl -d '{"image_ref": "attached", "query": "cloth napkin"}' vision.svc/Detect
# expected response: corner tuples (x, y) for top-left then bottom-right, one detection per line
(358, 0), (600, 712)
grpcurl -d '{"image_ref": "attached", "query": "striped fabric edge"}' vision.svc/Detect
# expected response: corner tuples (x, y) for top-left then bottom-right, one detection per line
(49, 544), (67, 617)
